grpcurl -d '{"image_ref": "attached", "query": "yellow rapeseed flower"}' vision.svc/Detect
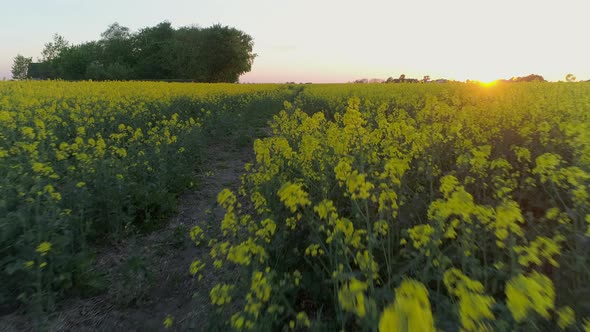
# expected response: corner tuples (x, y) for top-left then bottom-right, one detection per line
(506, 272), (555, 322)
(277, 182), (311, 213)
(313, 199), (337, 220)
(296, 312), (311, 328)
(250, 271), (272, 303)
(304, 244), (325, 257)
(444, 269), (495, 330)
(338, 278), (368, 318)
(189, 259), (205, 276)
(217, 188), (237, 210)
(210, 283), (234, 306)
(36, 242), (52, 256)
(408, 224), (435, 250)
(379, 279), (435, 332)
(556, 306), (575, 329)
(163, 315), (174, 329)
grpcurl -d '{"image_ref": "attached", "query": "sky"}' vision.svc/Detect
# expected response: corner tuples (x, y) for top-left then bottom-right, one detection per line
(1, 0), (589, 82)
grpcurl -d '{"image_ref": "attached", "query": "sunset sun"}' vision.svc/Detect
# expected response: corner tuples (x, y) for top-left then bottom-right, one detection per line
(478, 79), (498, 87)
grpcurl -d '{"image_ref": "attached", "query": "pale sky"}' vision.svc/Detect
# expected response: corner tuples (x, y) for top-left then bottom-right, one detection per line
(1, 0), (588, 82)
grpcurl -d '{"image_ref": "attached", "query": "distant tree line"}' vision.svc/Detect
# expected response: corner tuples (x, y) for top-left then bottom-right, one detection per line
(498, 74), (546, 82)
(384, 74), (432, 83)
(353, 74), (443, 84)
(13, 22), (256, 82)
(351, 73), (555, 84)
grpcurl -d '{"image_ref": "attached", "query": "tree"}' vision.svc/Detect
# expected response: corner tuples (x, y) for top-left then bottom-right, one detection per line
(37, 34), (70, 79)
(54, 42), (102, 80)
(509, 74), (546, 82)
(41, 34), (69, 62)
(168, 24), (256, 82)
(85, 61), (107, 80)
(11, 54), (32, 79)
(101, 22), (131, 40)
(198, 24), (256, 82)
(133, 21), (175, 79)
(565, 73), (576, 82)
(99, 23), (135, 75)
(168, 26), (207, 81)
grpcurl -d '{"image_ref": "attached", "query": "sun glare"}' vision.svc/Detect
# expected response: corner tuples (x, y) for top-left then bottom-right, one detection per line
(478, 80), (498, 87)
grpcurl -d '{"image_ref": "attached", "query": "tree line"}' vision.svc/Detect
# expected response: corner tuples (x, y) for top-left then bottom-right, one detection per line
(351, 73), (554, 84)
(12, 22), (256, 82)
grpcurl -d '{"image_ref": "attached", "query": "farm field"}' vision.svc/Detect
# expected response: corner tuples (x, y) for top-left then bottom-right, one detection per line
(201, 82), (590, 331)
(1, 81), (590, 331)
(0, 81), (296, 321)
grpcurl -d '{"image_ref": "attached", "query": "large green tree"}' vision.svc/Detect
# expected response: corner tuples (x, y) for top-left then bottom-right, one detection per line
(133, 21), (175, 79)
(198, 24), (256, 82)
(11, 54), (32, 80)
(99, 22), (135, 78)
(41, 34), (69, 62)
(35, 34), (70, 79)
(167, 24), (256, 82)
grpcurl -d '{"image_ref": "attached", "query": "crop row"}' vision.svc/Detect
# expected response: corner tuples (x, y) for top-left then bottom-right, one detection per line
(0, 81), (294, 312)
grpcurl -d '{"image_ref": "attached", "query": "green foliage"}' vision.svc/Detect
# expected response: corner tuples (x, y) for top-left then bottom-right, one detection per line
(197, 24), (256, 83)
(133, 22), (176, 80)
(40, 34), (69, 62)
(27, 22), (256, 82)
(11, 55), (32, 80)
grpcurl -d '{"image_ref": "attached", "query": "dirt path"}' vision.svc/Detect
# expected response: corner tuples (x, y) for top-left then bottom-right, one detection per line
(1, 141), (253, 331)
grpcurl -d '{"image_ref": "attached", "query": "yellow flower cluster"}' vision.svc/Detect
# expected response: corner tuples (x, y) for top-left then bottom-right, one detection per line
(304, 244), (325, 257)
(189, 225), (205, 246)
(407, 224), (435, 250)
(277, 182), (311, 213)
(210, 283), (235, 306)
(513, 235), (564, 267)
(338, 278), (368, 318)
(444, 269), (495, 330)
(163, 314), (174, 329)
(189, 259), (206, 279)
(35, 242), (52, 256)
(506, 272), (555, 322)
(379, 280), (435, 332)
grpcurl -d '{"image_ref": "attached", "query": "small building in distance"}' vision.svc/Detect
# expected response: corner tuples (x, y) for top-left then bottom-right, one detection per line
(27, 63), (55, 80)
